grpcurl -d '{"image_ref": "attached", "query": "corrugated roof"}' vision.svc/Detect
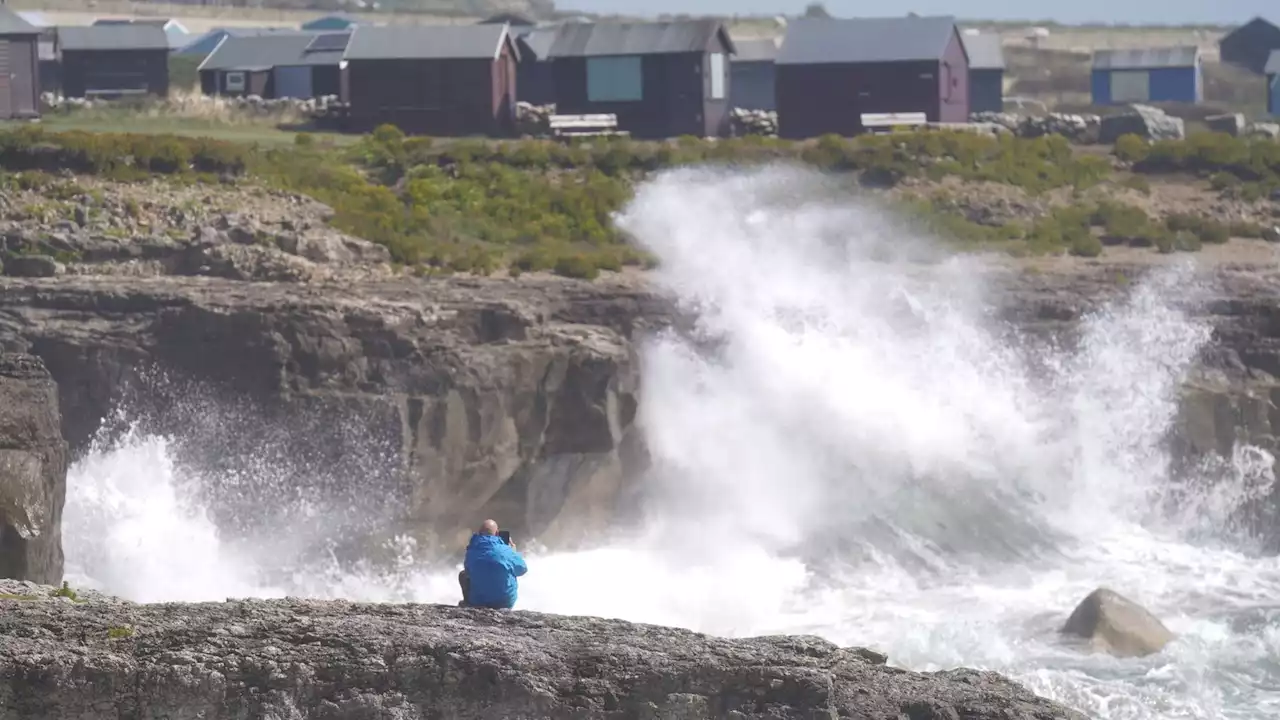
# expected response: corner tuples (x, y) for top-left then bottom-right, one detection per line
(546, 19), (733, 58)
(200, 32), (349, 72)
(777, 16), (958, 65)
(344, 24), (510, 61)
(1092, 46), (1200, 69)
(1266, 49), (1280, 75)
(0, 6), (40, 35)
(57, 24), (171, 51)
(516, 25), (558, 61)
(961, 32), (1004, 69)
(733, 37), (779, 62)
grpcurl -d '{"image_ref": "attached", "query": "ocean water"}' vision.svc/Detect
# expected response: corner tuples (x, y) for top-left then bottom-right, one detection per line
(63, 166), (1280, 719)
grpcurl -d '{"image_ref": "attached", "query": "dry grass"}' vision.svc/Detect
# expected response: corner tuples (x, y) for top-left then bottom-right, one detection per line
(23, 91), (359, 147)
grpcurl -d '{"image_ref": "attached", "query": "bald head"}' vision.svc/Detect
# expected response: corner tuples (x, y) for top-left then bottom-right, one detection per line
(479, 519), (499, 535)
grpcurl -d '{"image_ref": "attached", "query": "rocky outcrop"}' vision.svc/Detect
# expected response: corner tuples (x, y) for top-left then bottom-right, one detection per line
(1060, 587), (1174, 658)
(0, 354), (66, 585)
(1098, 104), (1185, 143)
(970, 111), (1101, 143)
(0, 274), (665, 558)
(0, 585), (1087, 720)
(0, 176), (391, 283)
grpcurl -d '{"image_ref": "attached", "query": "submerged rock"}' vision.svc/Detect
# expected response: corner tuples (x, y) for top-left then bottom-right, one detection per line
(0, 587), (1087, 720)
(0, 354), (67, 585)
(1060, 587), (1174, 657)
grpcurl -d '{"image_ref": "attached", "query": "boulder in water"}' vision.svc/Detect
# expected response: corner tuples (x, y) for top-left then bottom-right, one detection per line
(0, 354), (67, 585)
(1060, 587), (1174, 657)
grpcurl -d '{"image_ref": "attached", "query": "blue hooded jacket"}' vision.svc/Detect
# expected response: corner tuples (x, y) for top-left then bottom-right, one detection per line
(464, 533), (528, 609)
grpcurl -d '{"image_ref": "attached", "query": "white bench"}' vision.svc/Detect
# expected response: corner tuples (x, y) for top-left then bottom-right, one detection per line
(861, 112), (929, 133)
(548, 113), (627, 138)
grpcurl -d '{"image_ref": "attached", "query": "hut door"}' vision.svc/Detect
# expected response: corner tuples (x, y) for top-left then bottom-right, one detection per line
(0, 40), (11, 120)
(274, 66), (313, 99)
(9, 39), (35, 117)
(1109, 70), (1150, 103)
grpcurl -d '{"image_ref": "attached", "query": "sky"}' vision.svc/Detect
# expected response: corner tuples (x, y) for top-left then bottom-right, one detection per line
(557, 0), (1272, 26)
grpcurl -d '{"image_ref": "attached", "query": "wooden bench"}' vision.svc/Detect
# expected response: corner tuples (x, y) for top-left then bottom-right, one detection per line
(84, 88), (149, 99)
(548, 113), (627, 138)
(861, 112), (929, 134)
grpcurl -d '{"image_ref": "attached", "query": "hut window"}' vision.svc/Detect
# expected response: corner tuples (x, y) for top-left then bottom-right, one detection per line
(587, 55), (642, 102)
(225, 72), (246, 93)
(708, 53), (726, 99)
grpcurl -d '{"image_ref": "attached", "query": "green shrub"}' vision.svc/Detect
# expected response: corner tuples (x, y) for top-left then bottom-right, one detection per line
(1114, 134), (1149, 164)
(1128, 132), (1280, 195)
(50, 581), (78, 601)
(1174, 230), (1202, 252)
(1121, 174), (1151, 194)
(1165, 212), (1230, 244)
(1069, 233), (1104, 257)
(554, 254), (599, 280)
(1209, 172), (1239, 192)
(1229, 220), (1265, 238)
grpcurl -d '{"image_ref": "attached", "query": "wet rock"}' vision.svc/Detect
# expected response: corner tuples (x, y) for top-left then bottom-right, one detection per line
(0, 587), (1088, 720)
(0, 354), (67, 585)
(1060, 587), (1174, 657)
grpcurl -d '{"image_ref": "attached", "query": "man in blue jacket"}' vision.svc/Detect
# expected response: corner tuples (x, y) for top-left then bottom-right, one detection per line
(458, 519), (528, 609)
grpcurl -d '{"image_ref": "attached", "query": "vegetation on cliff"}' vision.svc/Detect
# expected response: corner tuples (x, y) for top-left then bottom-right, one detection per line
(0, 124), (1272, 278)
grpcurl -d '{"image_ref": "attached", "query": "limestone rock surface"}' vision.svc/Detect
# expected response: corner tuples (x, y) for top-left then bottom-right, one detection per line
(0, 586), (1088, 720)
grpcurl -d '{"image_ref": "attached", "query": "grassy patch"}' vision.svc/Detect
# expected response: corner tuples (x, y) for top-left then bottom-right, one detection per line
(0, 593), (38, 601)
(50, 581), (84, 602)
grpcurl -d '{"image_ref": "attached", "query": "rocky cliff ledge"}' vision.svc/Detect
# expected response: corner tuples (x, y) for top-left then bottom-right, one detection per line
(0, 583), (1084, 720)
(0, 274), (666, 555)
(0, 354), (66, 584)
(2, 248), (1280, 559)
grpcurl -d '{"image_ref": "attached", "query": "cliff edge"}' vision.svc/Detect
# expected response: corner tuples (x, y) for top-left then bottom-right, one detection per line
(0, 584), (1084, 720)
(0, 354), (66, 584)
